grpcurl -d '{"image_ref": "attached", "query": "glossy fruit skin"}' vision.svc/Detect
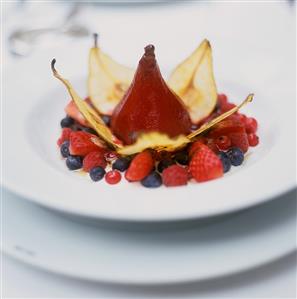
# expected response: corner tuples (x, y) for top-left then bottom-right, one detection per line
(57, 128), (72, 146)
(189, 143), (223, 182)
(112, 157), (131, 172)
(125, 151), (154, 182)
(60, 141), (70, 158)
(162, 165), (188, 187)
(228, 132), (249, 153)
(83, 151), (107, 172)
(69, 131), (103, 156)
(90, 166), (106, 182)
(111, 45), (192, 145)
(245, 117), (258, 134)
(227, 147), (244, 166)
(141, 171), (162, 188)
(66, 155), (83, 170)
(174, 152), (189, 165)
(248, 133), (259, 147)
(215, 135), (231, 151)
(60, 115), (75, 128)
(157, 159), (175, 173)
(105, 170), (122, 184)
(217, 151), (231, 173)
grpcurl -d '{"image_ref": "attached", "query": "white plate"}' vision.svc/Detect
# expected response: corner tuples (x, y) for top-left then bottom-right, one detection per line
(2, 61), (296, 221)
(2, 188), (296, 285)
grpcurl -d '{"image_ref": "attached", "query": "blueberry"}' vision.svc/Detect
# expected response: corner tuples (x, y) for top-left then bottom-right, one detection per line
(89, 166), (106, 182)
(227, 147), (244, 166)
(174, 152), (189, 165)
(66, 155), (83, 170)
(141, 171), (162, 188)
(157, 159), (175, 173)
(60, 141), (70, 158)
(60, 115), (74, 128)
(102, 115), (111, 126)
(217, 151), (231, 173)
(112, 157), (131, 172)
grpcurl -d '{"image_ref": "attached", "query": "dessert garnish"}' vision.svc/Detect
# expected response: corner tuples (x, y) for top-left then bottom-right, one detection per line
(52, 35), (259, 187)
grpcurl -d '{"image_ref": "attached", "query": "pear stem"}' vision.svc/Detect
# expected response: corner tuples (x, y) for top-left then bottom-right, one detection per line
(144, 44), (155, 57)
(93, 33), (98, 48)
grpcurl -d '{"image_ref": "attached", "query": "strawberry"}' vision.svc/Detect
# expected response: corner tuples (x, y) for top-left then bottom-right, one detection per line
(65, 100), (89, 127)
(162, 165), (188, 187)
(83, 151), (107, 172)
(57, 128), (72, 146)
(125, 151), (154, 182)
(189, 139), (206, 157)
(69, 131), (104, 156)
(228, 132), (249, 153)
(208, 119), (245, 139)
(190, 143), (223, 182)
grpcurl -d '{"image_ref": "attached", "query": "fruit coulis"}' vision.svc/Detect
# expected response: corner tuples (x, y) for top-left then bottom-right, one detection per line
(57, 93), (260, 187)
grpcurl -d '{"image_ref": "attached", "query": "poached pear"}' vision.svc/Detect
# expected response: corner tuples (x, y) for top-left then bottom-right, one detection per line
(111, 45), (192, 145)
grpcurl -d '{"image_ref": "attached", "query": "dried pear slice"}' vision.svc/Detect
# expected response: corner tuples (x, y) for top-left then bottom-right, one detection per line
(88, 34), (134, 115)
(51, 59), (122, 149)
(188, 94), (254, 140)
(117, 132), (190, 156)
(168, 39), (217, 124)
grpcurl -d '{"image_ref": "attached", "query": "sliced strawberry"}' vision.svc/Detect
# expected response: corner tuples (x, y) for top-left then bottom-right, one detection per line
(190, 143), (223, 182)
(83, 151), (107, 172)
(208, 119), (245, 139)
(65, 100), (89, 127)
(57, 128), (72, 146)
(125, 151), (154, 182)
(228, 132), (249, 153)
(69, 131), (104, 156)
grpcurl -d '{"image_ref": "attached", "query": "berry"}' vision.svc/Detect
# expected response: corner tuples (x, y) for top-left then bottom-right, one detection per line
(105, 170), (121, 184)
(245, 117), (258, 134)
(102, 115), (111, 126)
(248, 133), (259, 147)
(65, 100), (88, 126)
(209, 119), (245, 139)
(227, 147), (244, 166)
(104, 151), (119, 162)
(141, 171), (162, 188)
(217, 151), (231, 173)
(125, 151), (154, 182)
(80, 127), (98, 136)
(83, 151), (107, 172)
(220, 102), (236, 113)
(157, 159), (175, 173)
(217, 93), (228, 106)
(69, 131), (103, 156)
(162, 165), (188, 187)
(60, 141), (70, 158)
(189, 143), (223, 182)
(112, 157), (131, 172)
(60, 115), (75, 128)
(237, 113), (247, 123)
(205, 138), (219, 153)
(89, 166), (106, 182)
(215, 135), (231, 151)
(66, 155), (83, 170)
(174, 152), (189, 165)
(57, 128), (72, 146)
(189, 140), (206, 157)
(228, 132), (249, 153)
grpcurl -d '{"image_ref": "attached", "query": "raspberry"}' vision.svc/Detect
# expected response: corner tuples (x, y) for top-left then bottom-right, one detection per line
(57, 128), (72, 146)
(220, 102), (236, 113)
(162, 165), (188, 187)
(69, 131), (104, 156)
(125, 151), (154, 182)
(228, 132), (249, 153)
(83, 151), (107, 172)
(205, 138), (219, 153)
(217, 93), (228, 106)
(209, 119), (245, 139)
(190, 143), (223, 182)
(245, 117), (258, 134)
(105, 170), (122, 184)
(248, 133), (259, 147)
(215, 135), (231, 151)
